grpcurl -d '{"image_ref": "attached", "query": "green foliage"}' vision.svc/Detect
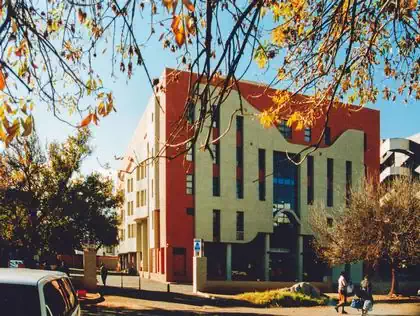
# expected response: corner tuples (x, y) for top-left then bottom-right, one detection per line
(237, 289), (327, 307)
(0, 130), (123, 260)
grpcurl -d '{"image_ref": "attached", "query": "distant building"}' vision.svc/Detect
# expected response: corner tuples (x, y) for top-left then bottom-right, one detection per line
(380, 133), (420, 182)
(117, 68), (380, 283)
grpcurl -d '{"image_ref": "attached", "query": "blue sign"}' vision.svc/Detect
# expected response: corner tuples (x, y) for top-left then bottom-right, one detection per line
(194, 241), (201, 251)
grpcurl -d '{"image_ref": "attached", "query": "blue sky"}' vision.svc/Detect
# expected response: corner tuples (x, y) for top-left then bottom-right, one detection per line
(28, 9), (420, 175)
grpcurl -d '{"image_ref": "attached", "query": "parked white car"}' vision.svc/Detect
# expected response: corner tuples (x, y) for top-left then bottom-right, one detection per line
(0, 268), (81, 316)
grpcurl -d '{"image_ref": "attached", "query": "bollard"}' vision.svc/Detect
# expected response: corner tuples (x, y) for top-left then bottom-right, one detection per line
(167, 283), (170, 293)
(121, 272), (123, 288)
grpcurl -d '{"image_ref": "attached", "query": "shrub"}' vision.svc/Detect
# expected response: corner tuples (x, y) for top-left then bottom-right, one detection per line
(237, 289), (328, 307)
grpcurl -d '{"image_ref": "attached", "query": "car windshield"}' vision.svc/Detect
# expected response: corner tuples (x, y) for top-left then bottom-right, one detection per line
(0, 283), (41, 316)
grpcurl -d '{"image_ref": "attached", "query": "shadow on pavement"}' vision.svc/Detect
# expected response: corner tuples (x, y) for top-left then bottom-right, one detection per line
(82, 305), (278, 316)
(97, 286), (259, 309)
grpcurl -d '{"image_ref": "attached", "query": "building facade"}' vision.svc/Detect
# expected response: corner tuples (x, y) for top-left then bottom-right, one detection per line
(380, 133), (420, 182)
(117, 69), (380, 283)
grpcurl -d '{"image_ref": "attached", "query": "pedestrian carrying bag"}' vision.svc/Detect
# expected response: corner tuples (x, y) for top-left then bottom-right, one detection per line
(346, 282), (354, 295)
(350, 298), (363, 309)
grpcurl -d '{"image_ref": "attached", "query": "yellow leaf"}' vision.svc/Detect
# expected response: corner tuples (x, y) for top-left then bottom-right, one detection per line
(0, 123), (6, 142)
(21, 115), (33, 137)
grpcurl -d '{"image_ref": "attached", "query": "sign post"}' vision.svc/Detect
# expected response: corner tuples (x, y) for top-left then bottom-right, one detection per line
(193, 239), (203, 257)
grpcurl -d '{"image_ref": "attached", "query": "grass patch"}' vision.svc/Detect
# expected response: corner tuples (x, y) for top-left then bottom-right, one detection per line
(237, 289), (328, 307)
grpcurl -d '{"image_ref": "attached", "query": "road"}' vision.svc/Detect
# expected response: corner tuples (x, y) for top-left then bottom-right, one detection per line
(82, 301), (420, 315)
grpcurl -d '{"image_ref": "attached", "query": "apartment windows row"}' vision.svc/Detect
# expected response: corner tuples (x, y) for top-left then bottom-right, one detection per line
(128, 224), (136, 238)
(127, 177), (134, 193)
(212, 210), (244, 242)
(136, 163), (146, 181)
(136, 190), (147, 207)
(127, 201), (134, 216)
(278, 120), (333, 145)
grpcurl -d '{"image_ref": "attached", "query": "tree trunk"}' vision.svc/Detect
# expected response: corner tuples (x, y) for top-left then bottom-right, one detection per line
(388, 265), (398, 297)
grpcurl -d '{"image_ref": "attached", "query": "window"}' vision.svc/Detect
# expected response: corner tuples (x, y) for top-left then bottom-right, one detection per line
(213, 210), (221, 242)
(127, 178), (130, 192)
(346, 161), (352, 206)
(136, 191), (140, 207)
(139, 163), (146, 179)
(279, 120), (292, 139)
(236, 211), (244, 240)
(236, 115), (243, 131)
(236, 116), (244, 199)
(304, 127), (311, 142)
(140, 190), (146, 206)
(127, 202), (130, 216)
(327, 218), (333, 228)
(236, 146), (243, 167)
(186, 142), (194, 161)
(187, 103), (194, 123)
(151, 179), (154, 197)
(327, 158), (334, 207)
(324, 126), (331, 145)
(186, 208), (195, 216)
(186, 174), (194, 195)
(236, 179), (243, 199)
(307, 156), (314, 205)
(212, 143), (220, 165)
(213, 176), (220, 196)
(258, 149), (266, 201)
(136, 167), (140, 181)
(43, 280), (69, 316)
(212, 105), (220, 128)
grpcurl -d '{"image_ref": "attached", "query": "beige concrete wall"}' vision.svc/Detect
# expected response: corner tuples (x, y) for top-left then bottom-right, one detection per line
(194, 87), (365, 242)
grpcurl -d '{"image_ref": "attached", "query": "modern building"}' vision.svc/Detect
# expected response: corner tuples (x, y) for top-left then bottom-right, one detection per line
(380, 133), (420, 182)
(117, 68), (380, 283)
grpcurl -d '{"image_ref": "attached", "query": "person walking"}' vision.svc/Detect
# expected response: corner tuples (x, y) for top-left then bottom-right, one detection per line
(335, 271), (348, 314)
(57, 260), (70, 276)
(359, 276), (374, 315)
(100, 263), (108, 287)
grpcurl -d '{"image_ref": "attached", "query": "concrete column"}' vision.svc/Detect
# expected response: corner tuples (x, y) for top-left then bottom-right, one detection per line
(264, 233), (270, 281)
(83, 248), (97, 291)
(226, 243), (232, 281)
(297, 235), (304, 281)
(193, 256), (207, 293)
(142, 221), (149, 271)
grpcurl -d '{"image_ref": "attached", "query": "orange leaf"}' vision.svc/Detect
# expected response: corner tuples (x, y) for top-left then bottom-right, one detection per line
(0, 70), (5, 90)
(78, 113), (92, 128)
(185, 16), (196, 35)
(175, 26), (186, 46)
(171, 15), (181, 33)
(182, 0), (194, 12)
(163, 0), (178, 13)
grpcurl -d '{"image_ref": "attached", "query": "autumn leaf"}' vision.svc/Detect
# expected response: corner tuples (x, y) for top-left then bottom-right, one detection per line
(0, 70), (5, 90)
(21, 115), (33, 137)
(92, 113), (99, 125)
(163, 0), (178, 13)
(78, 113), (93, 128)
(5, 119), (20, 141)
(182, 0), (195, 12)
